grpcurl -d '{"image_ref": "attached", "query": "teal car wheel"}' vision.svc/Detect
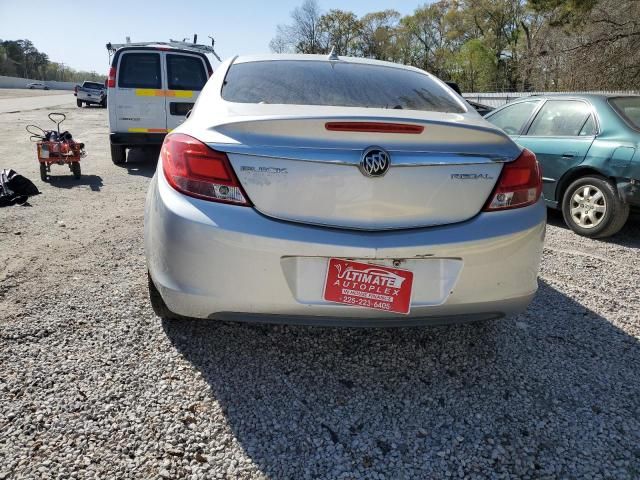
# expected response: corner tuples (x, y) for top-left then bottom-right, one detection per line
(562, 176), (629, 238)
(570, 184), (607, 229)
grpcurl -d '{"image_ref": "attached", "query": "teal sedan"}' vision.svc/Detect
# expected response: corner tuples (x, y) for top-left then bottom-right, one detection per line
(485, 94), (640, 238)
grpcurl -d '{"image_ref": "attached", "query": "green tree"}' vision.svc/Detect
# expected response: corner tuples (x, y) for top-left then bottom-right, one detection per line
(357, 10), (401, 60)
(270, 0), (640, 92)
(450, 38), (496, 91)
(401, 2), (455, 76)
(318, 9), (361, 56)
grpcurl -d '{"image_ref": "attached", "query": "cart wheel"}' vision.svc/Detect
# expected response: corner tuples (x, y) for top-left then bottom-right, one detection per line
(40, 163), (48, 182)
(71, 162), (81, 179)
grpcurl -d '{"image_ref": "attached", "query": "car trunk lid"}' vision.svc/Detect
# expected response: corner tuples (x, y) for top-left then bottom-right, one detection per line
(199, 113), (520, 230)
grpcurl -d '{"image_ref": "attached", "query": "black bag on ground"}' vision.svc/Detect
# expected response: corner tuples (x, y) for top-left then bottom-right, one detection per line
(0, 169), (40, 207)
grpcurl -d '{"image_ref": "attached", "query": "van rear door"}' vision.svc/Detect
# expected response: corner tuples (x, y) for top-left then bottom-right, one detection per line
(114, 51), (167, 134)
(165, 53), (209, 131)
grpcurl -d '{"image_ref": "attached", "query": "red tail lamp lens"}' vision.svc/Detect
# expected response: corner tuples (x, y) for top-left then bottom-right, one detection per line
(107, 67), (116, 88)
(161, 133), (250, 205)
(484, 148), (542, 211)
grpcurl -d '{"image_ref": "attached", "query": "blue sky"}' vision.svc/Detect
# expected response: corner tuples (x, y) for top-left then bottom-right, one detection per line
(0, 0), (426, 74)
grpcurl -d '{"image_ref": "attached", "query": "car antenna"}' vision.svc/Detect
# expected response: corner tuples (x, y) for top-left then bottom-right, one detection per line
(328, 46), (339, 61)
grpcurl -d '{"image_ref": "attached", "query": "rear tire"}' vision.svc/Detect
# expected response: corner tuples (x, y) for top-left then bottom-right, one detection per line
(71, 162), (81, 179)
(40, 163), (47, 182)
(148, 271), (182, 320)
(76, 99), (82, 107)
(561, 175), (629, 238)
(110, 144), (126, 165)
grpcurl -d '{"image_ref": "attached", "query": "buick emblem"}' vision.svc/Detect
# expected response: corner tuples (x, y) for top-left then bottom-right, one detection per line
(360, 147), (390, 177)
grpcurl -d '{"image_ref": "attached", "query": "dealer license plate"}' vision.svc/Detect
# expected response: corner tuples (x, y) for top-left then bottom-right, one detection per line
(323, 258), (414, 314)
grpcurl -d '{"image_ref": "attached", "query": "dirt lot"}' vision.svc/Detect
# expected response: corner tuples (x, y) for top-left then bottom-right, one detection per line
(1, 94), (639, 479)
(0, 90), (75, 115)
(0, 89), (70, 99)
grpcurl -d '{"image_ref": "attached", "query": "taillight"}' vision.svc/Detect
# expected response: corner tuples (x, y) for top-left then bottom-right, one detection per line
(161, 133), (250, 205)
(107, 66), (116, 88)
(483, 148), (542, 211)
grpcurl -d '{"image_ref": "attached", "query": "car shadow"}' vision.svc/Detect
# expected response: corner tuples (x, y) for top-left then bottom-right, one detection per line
(114, 147), (158, 178)
(547, 208), (640, 248)
(161, 280), (640, 478)
(46, 174), (103, 192)
(545, 208), (566, 229)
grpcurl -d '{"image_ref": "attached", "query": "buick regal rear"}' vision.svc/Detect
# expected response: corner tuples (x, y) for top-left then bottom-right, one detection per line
(144, 54), (545, 326)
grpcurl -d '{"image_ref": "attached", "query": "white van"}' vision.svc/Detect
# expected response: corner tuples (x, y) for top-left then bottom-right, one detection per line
(106, 43), (213, 164)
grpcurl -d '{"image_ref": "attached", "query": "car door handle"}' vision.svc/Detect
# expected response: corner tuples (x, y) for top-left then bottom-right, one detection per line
(561, 152), (577, 159)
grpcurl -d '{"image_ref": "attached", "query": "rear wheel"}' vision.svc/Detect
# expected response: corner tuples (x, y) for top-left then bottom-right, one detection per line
(40, 163), (47, 182)
(76, 99), (82, 107)
(71, 162), (81, 179)
(148, 271), (182, 320)
(561, 175), (629, 238)
(110, 144), (126, 165)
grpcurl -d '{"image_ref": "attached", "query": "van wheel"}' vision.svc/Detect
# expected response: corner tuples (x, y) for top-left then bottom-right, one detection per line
(148, 271), (182, 320)
(76, 99), (82, 107)
(561, 175), (629, 238)
(110, 144), (126, 165)
(71, 162), (81, 179)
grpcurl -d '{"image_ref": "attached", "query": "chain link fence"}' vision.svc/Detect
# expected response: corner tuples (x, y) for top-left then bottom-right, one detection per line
(462, 91), (640, 108)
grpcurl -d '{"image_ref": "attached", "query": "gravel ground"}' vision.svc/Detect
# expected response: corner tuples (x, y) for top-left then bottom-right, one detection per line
(1, 96), (639, 479)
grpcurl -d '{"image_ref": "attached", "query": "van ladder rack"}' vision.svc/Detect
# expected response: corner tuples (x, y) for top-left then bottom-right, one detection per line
(106, 40), (221, 61)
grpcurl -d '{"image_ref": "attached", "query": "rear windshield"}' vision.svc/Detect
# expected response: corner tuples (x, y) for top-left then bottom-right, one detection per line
(609, 96), (640, 130)
(167, 54), (208, 91)
(221, 60), (465, 113)
(84, 82), (103, 89)
(118, 52), (161, 89)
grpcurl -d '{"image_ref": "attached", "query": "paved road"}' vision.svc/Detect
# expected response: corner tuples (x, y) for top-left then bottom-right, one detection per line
(0, 90), (75, 114)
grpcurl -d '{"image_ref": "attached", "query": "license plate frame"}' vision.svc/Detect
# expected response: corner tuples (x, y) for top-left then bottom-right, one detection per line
(322, 258), (414, 315)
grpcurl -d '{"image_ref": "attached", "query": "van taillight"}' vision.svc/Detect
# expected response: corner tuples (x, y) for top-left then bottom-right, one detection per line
(107, 67), (116, 88)
(161, 133), (250, 205)
(483, 149), (542, 211)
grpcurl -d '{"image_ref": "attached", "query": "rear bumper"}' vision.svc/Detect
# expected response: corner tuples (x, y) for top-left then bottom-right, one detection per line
(110, 132), (166, 147)
(78, 94), (104, 104)
(145, 165), (546, 325)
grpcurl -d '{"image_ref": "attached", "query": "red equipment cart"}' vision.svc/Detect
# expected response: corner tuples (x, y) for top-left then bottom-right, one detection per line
(27, 113), (86, 181)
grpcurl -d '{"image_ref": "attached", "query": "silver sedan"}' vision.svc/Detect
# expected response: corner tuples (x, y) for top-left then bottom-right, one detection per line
(145, 54), (545, 326)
